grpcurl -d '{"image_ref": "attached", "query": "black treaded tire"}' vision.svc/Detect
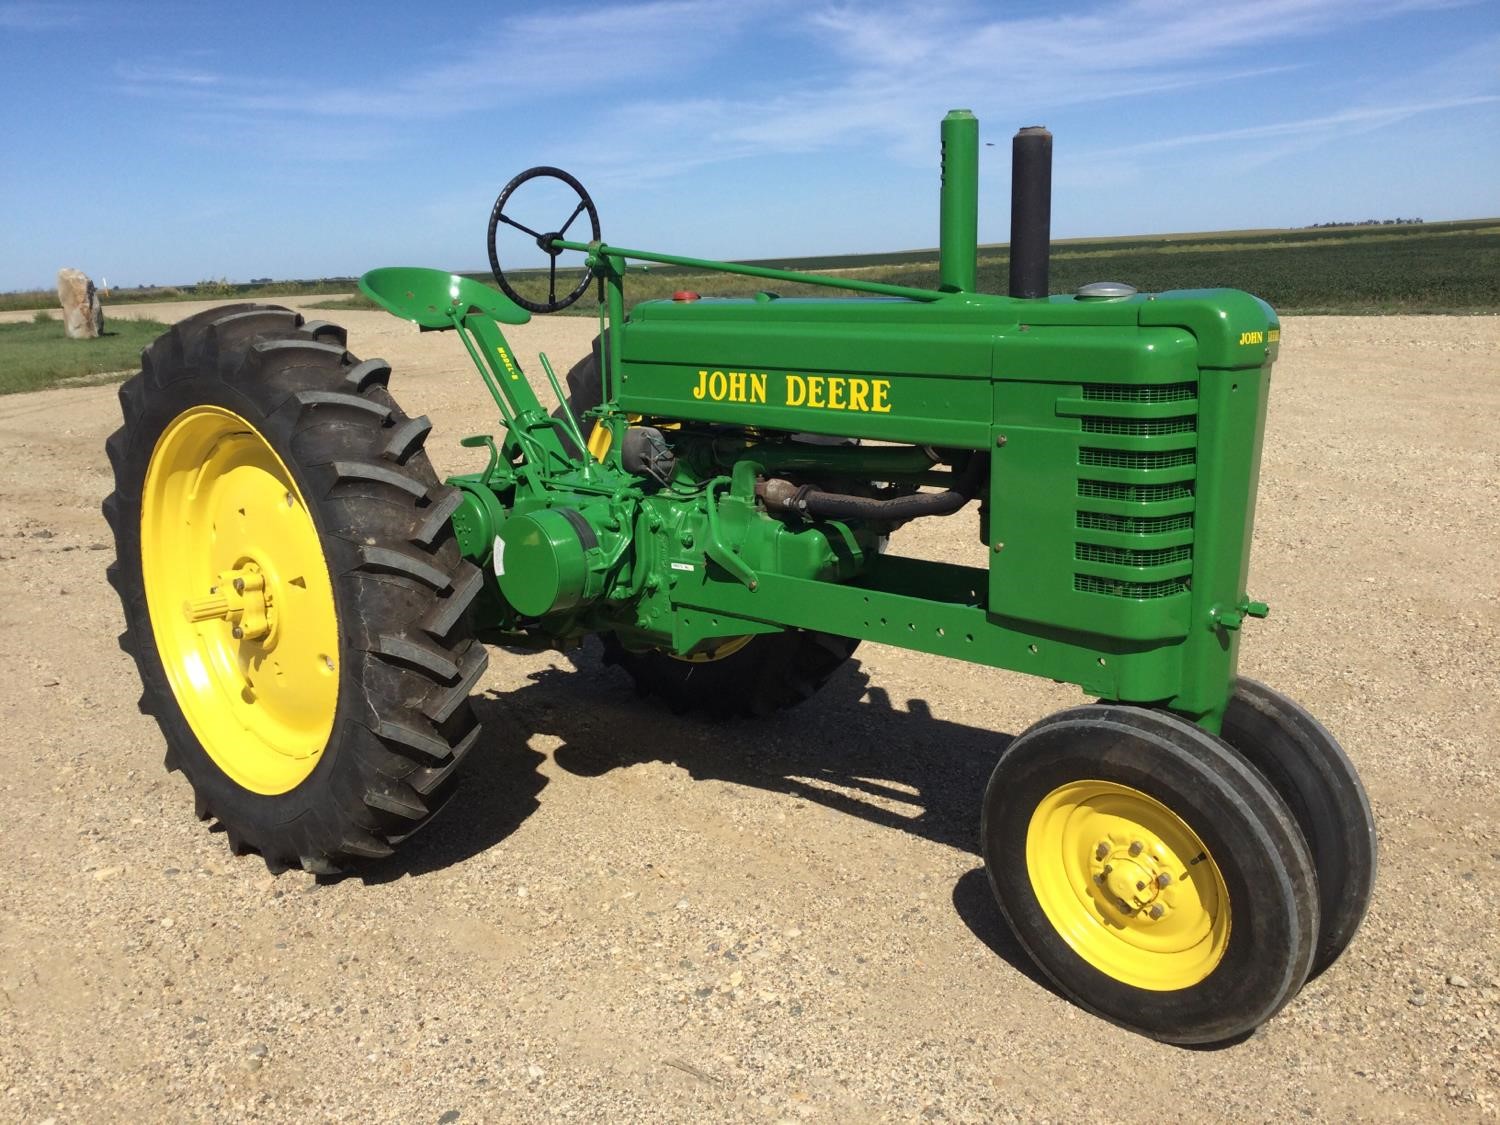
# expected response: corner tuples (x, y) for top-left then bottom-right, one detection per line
(602, 629), (860, 717)
(1220, 677), (1376, 978)
(980, 705), (1319, 1045)
(103, 304), (488, 873)
(559, 338), (861, 716)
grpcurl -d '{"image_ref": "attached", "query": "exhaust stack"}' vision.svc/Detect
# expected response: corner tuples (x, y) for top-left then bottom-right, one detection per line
(1008, 126), (1052, 299)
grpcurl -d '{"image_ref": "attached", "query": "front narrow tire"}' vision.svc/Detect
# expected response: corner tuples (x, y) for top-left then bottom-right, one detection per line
(981, 705), (1319, 1045)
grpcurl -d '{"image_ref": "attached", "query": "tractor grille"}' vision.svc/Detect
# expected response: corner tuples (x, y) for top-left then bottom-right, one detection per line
(1081, 381), (1196, 403)
(1077, 480), (1192, 504)
(1082, 415), (1196, 436)
(1073, 574), (1190, 599)
(1076, 543), (1192, 566)
(1079, 447), (1196, 470)
(1077, 511), (1193, 534)
(1066, 380), (1198, 601)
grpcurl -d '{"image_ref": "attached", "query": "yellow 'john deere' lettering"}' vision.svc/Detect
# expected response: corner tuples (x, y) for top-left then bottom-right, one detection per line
(785, 374), (892, 413)
(1238, 330), (1265, 346)
(693, 370), (768, 403)
(1267, 328), (1280, 343)
(693, 370), (892, 413)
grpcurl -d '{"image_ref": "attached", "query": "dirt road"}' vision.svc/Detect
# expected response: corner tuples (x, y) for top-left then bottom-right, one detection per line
(1, 301), (1496, 1122)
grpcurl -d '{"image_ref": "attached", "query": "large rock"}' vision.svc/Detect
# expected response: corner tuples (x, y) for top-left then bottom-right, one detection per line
(57, 268), (104, 339)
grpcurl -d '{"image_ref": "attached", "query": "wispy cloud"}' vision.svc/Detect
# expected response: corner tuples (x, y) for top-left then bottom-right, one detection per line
(556, 0), (1495, 185)
(1097, 96), (1500, 157)
(116, 1), (748, 122)
(115, 63), (223, 88)
(105, 0), (1497, 180)
(0, 1), (77, 30)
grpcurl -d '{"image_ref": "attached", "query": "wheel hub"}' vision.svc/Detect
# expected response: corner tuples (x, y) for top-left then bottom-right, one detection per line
(1092, 837), (1174, 920)
(183, 563), (274, 641)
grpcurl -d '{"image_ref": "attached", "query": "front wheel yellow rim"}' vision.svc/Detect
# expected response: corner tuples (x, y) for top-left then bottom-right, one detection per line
(1026, 780), (1230, 990)
(141, 406), (340, 795)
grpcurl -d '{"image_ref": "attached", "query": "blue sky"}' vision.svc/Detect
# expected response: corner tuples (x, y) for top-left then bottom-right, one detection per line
(1, 0), (1496, 291)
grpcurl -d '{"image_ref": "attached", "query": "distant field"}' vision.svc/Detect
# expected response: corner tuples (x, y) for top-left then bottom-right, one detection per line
(0, 316), (169, 395)
(10, 219), (1500, 318)
(0, 278), (355, 314)
(315, 218), (1499, 317)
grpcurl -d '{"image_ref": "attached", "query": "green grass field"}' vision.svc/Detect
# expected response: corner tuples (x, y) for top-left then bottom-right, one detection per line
(0, 316), (169, 395)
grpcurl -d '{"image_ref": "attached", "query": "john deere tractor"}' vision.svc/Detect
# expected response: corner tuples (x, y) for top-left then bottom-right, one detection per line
(105, 112), (1374, 1044)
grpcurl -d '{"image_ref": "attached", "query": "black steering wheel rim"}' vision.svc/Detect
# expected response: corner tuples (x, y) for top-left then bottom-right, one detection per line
(487, 166), (600, 314)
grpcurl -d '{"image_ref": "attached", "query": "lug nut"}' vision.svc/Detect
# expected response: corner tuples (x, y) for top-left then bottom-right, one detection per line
(1093, 873), (1104, 886)
(233, 577), (245, 594)
(1136, 881), (1146, 891)
(231, 626), (244, 639)
(1129, 841), (1144, 857)
(1157, 873), (1172, 888)
(1095, 842), (1110, 860)
(1149, 904), (1165, 920)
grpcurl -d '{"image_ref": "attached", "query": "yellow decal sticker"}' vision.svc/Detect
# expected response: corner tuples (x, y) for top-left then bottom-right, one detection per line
(1267, 328), (1280, 343)
(693, 370), (767, 403)
(1238, 330), (1265, 346)
(693, 370), (892, 413)
(496, 346), (521, 380)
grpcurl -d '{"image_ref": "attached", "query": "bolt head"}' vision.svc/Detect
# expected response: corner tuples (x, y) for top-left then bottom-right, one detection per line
(231, 626), (244, 640)
(233, 577), (246, 594)
(1129, 840), (1144, 856)
(1157, 873), (1172, 888)
(1095, 842), (1110, 860)
(1149, 904), (1165, 920)
(1092, 873), (1104, 886)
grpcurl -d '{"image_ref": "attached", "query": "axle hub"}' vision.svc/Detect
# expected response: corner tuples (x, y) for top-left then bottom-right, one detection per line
(183, 564), (273, 641)
(1090, 835), (1179, 922)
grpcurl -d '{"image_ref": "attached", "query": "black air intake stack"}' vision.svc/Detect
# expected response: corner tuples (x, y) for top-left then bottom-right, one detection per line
(1008, 126), (1052, 299)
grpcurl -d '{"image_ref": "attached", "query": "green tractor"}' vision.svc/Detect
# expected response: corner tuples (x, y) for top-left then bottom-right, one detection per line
(104, 111), (1374, 1044)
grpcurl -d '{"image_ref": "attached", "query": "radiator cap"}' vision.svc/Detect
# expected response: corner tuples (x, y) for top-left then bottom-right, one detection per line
(1076, 280), (1138, 300)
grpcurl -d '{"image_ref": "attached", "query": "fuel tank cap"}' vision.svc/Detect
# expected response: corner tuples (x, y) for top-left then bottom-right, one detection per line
(1076, 281), (1138, 299)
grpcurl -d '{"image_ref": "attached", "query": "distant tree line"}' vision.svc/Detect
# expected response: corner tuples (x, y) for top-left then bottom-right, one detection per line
(1305, 218), (1424, 228)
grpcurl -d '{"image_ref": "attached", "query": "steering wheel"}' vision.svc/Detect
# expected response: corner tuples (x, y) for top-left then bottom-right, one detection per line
(486, 166), (601, 314)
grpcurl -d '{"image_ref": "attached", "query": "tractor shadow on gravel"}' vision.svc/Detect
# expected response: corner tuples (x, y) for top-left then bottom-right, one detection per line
(358, 639), (1057, 996)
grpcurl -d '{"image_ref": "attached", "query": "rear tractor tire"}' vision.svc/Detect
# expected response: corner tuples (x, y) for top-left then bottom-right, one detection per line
(559, 338), (861, 717)
(981, 705), (1319, 1045)
(104, 305), (488, 873)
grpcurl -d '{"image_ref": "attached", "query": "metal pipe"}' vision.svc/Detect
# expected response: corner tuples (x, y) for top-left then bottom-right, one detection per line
(553, 239), (949, 302)
(1008, 126), (1052, 299)
(939, 110), (979, 293)
(757, 455), (988, 524)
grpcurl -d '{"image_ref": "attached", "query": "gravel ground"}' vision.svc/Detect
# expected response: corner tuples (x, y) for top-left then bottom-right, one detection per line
(1, 300), (1497, 1123)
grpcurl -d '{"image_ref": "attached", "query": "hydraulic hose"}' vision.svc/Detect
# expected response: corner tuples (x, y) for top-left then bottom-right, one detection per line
(756, 454), (988, 523)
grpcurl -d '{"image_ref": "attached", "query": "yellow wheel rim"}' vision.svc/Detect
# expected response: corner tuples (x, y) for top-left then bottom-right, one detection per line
(668, 633), (756, 664)
(141, 406), (339, 795)
(1026, 780), (1230, 990)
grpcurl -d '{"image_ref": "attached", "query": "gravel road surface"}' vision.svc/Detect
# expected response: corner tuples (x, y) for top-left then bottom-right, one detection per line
(1, 301), (1496, 1122)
